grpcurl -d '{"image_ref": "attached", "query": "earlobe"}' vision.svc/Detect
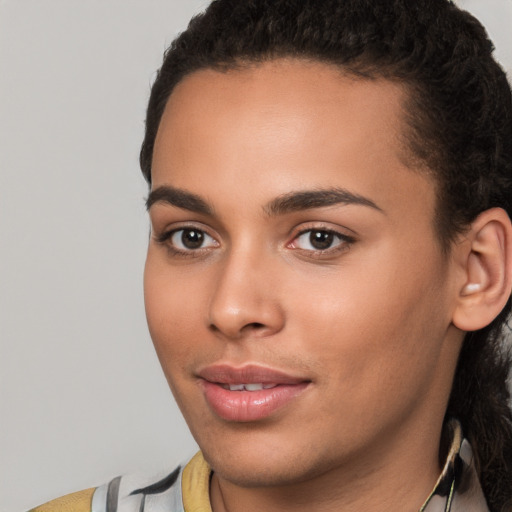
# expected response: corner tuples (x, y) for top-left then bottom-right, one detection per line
(452, 208), (512, 332)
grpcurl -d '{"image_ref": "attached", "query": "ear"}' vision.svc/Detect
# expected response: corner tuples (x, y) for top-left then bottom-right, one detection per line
(452, 208), (512, 332)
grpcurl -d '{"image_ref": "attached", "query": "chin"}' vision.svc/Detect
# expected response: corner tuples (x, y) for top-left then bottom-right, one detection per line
(197, 427), (341, 489)
(206, 453), (325, 488)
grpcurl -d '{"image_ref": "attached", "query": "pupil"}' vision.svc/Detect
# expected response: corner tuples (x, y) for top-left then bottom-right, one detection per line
(182, 229), (204, 249)
(310, 230), (333, 250)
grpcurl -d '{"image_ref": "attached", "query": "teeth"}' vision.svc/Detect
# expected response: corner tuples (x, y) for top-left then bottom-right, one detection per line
(222, 383), (277, 391)
(244, 383), (263, 391)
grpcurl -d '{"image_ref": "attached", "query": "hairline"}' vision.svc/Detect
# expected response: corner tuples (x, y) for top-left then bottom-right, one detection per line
(146, 55), (456, 255)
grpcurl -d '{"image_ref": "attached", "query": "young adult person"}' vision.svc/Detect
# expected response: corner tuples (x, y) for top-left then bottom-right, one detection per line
(30, 0), (512, 511)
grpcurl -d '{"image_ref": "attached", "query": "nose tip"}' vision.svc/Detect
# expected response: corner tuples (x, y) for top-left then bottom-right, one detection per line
(208, 301), (284, 339)
(207, 267), (285, 340)
(209, 319), (269, 339)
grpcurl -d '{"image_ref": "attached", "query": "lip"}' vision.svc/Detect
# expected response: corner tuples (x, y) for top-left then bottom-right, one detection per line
(198, 364), (311, 422)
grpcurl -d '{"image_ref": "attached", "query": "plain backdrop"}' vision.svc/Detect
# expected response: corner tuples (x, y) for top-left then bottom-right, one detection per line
(1, 1), (511, 511)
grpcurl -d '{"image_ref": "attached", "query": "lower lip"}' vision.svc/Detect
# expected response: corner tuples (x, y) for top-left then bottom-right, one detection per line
(201, 381), (309, 422)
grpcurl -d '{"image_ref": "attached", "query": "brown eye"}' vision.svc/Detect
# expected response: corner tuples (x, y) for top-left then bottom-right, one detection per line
(291, 229), (353, 253)
(170, 228), (216, 251)
(181, 229), (204, 249)
(308, 230), (335, 250)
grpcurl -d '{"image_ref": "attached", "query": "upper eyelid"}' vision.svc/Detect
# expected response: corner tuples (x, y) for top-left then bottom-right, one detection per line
(289, 222), (358, 240)
(295, 226), (351, 237)
(291, 228), (355, 244)
(152, 220), (216, 236)
(154, 227), (219, 258)
(148, 206), (229, 233)
(286, 226), (356, 253)
(156, 226), (217, 242)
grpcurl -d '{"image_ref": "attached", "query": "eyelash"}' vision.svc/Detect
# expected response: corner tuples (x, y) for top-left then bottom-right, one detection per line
(288, 227), (356, 257)
(155, 227), (218, 258)
(154, 225), (355, 258)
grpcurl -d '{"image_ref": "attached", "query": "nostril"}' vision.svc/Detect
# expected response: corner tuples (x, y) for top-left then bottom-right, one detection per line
(208, 324), (221, 334)
(208, 320), (268, 338)
(246, 322), (265, 330)
(208, 321), (264, 330)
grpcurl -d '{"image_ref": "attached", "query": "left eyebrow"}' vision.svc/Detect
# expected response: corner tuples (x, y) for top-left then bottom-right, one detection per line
(264, 188), (383, 216)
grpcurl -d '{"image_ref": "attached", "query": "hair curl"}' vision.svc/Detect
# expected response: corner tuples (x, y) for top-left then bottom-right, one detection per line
(140, 1), (512, 509)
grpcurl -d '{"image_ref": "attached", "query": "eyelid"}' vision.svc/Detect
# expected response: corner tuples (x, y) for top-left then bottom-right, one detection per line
(172, 229), (217, 248)
(287, 224), (357, 255)
(152, 222), (220, 257)
(152, 219), (215, 240)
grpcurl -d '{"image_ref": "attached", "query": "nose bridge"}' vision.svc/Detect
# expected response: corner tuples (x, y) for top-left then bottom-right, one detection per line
(207, 242), (283, 339)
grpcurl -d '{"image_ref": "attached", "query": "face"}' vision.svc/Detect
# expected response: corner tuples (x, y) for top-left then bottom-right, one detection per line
(144, 59), (463, 488)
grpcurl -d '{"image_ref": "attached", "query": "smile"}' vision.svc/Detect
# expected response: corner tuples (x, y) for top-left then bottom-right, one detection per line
(220, 383), (277, 391)
(198, 364), (311, 422)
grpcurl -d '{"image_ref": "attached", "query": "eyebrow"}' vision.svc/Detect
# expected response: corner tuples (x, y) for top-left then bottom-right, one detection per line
(146, 185), (383, 217)
(146, 186), (214, 215)
(264, 188), (383, 216)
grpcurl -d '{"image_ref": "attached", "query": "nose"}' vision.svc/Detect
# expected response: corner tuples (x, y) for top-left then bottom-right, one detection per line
(207, 250), (285, 340)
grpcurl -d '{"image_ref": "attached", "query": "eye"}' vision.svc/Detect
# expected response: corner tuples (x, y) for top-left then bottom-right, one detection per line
(167, 228), (218, 251)
(290, 229), (352, 252)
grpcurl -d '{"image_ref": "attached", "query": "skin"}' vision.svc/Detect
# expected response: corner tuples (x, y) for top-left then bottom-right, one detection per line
(144, 59), (466, 512)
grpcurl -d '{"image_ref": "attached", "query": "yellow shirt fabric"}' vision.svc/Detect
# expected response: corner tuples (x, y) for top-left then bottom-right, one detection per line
(28, 488), (95, 512)
(182, 451), (212, 512)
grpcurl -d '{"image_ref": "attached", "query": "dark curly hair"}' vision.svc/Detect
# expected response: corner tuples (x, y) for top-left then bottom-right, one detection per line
(140, 1), (512, 509)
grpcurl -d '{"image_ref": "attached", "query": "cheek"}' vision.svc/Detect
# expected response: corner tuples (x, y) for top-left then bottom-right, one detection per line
(285, 246), (450, 387)
(143, 253), (207, 368)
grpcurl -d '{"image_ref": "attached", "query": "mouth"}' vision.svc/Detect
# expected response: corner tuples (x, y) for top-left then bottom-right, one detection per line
(197, 364), (311, 422)
(219, 383), (279, 391)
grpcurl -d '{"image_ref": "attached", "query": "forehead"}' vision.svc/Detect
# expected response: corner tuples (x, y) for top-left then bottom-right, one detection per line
(155, 59), (410, 171)
(152, 58), (435, 225)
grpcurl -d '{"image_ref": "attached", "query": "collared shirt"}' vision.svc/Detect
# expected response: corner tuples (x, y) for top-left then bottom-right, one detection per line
(29, 419), (489, 512)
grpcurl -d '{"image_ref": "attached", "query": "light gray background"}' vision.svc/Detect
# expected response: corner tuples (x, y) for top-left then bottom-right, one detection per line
(1, 1), (511, 511)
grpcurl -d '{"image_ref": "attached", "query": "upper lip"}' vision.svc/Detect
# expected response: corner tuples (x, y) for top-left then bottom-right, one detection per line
(197, 364), (310, 385)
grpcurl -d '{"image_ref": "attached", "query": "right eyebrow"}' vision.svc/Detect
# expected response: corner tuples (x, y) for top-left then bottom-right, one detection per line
(146, 185), (214, 216)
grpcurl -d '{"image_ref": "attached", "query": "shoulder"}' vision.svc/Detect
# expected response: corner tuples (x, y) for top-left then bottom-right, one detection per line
(28, 488), (95, 512)
(28, 465), (184, 512)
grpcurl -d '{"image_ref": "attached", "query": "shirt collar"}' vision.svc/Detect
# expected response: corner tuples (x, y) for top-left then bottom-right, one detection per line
(420, 419), (489, 512)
